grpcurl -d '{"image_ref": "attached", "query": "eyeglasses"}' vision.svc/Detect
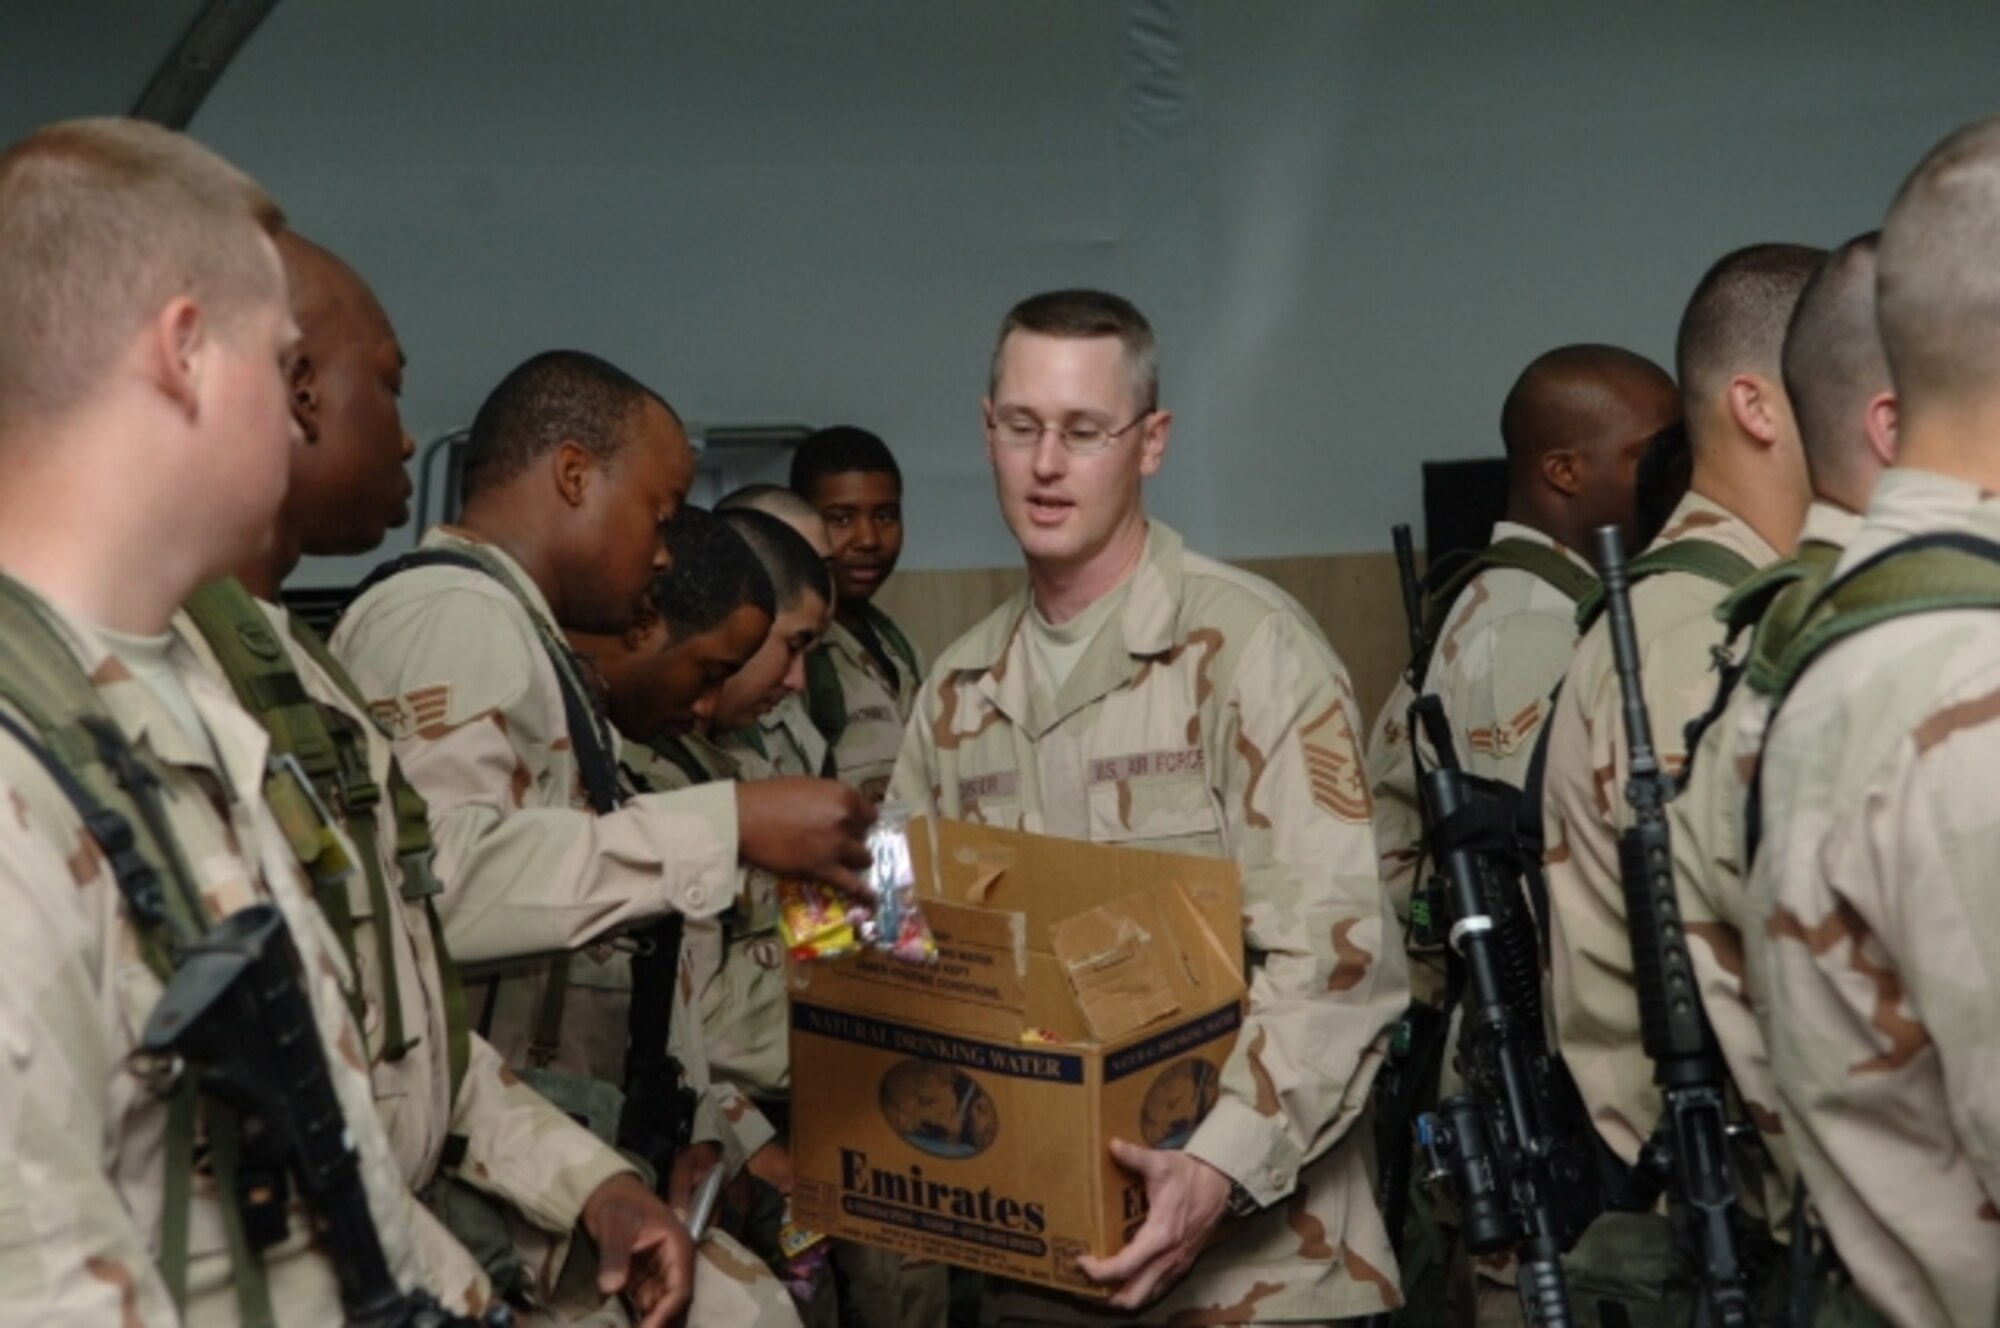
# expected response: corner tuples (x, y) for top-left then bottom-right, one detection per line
(985, 407), (1153, 456)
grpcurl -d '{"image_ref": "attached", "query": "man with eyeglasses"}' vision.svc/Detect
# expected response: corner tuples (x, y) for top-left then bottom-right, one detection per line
(890, 289), (1408, 1325)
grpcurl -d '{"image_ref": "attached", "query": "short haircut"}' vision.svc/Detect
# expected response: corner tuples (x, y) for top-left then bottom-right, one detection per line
(1781, 234), (1887, 495)
(1879, 115), (2000, 410)
(460, 349), (667, 499)
(719, 507), (833, 608)
(1499, 343), (1674, 466)
(1673, 244), (1826, 418)
(718, 483), (825, 527)
(651, 506), (774, 640)
(0, 118), (285, 435)
(788, 426), (902, 499)
(990, 288), (1158, 411)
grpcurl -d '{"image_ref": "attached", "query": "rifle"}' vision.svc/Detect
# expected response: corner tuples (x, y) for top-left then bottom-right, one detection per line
(1409, 697), (1586, 1328)
(1394, 523), (1426, 686)
(141, 903), (511, 1327)
(1594, 524), (1752, 1328)
(617, 914), (697, 1189)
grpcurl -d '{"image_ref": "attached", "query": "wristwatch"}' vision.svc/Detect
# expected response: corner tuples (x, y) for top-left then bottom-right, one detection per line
(1224, 1180), (1261, 1219)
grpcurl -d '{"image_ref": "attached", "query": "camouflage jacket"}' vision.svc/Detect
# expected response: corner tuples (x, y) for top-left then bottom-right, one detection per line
(332, 530), (764, 1173)
(185, 597), (639, 1292)
(719, 693), (826, 782)
(0, 595), (446, 1324)
(1669, 501), (1865, 1237)
(1542, 491), (1779, 1164)
(1745, 469), (2000, 1327)
(1365, 519), (1591, 1003)
(889, 520), (1409, 1321)
(816, 606), (924, 801)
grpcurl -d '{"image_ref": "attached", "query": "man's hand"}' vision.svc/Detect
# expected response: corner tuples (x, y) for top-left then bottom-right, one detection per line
(737, 778), (875, 893)
(1075, 1139), (1233, 1310)
(579, 1171), (694, 1328)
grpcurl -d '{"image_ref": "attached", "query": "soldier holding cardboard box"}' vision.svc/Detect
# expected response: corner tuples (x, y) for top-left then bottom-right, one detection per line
(889, 289), (1411, 1325)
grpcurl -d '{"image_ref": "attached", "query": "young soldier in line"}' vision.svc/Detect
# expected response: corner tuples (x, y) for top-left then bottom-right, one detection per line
(1361, 343), (1673, 1324)
(893, 289), (1408, 1325)
(332, 354), (871, 1317)
(792, 427), (926, 802)
(0, 118), (450, 1324)
(190, 232), (798, 1324)
(1748, 118), (2000, 1327)
(715, 483), (837, 779)
(1666, 233), (1898, 1310)
(1539, 244), (1821, 1312)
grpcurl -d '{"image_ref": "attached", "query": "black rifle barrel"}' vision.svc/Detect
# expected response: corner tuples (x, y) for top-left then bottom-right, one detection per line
(1394, 523), (1425, 682)
(1591, 525), (1752, 1328)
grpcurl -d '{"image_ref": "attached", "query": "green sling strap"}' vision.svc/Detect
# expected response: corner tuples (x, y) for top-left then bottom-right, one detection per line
(1408, 537), (1599, 684)
(184, 578), (472, 1103)
(0, 575), (277, 1325)
(1574, 538), (1759, 631)
(1742, 531), (2000, 866)
(805, 603), (921, 756)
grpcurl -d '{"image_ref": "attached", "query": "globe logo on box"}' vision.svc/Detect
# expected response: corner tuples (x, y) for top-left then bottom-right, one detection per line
(878, 1058), (1000, 1159)
(1139, 1058), (1221, 1150)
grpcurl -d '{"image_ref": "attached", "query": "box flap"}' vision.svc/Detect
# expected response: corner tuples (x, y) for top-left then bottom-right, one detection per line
(1051, 894), (1182, 1041)
(909, 816), (1244, 977)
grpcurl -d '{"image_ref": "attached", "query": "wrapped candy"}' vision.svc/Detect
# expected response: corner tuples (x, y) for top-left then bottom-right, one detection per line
(779, 802), (937, 965)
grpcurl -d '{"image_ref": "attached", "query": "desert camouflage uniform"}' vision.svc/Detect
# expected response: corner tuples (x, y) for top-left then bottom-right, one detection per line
(0, 594), (457, 1324)
(818, 607), (925, 801)
(332, 527), (795, 1325)
(1362, 521), (1592, 1323)
(891, 520), (1408, 1325)
(625, 734), (789, 1102)
(1366, 519), (1593, 1005)
(720, 695), (824, 782)
(1745, 469), (2000, 1328)
(1542, 491), (1781, 1165)
(1669, 501), (1867, 1239)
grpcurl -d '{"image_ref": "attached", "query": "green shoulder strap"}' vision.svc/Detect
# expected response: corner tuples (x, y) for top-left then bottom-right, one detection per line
(1730, 540), (1843, 694)
(645, 733), (717, 788)
(0, 577), (279, 1323)
(1411, 537), (1598, 683)
(283, 608), (472, 1108)
(866, 603), (923, 683)
(804, 648), (848, 750)
(1755, 533), (2000, 702)
(1575, 538), (1759, 631)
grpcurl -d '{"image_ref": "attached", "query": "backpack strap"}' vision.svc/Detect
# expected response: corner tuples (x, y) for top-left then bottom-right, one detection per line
(867, 604), (923, 684)
(1742, 531), (2000, 867)
(1411, 538), (1597, 684)
(804, 648), (848, 752)
(1575, 539), (1758, 631)
(0, 576), (243, 1317)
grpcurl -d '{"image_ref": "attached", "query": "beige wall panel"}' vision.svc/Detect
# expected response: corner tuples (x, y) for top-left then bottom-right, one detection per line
(873, 550), (1408, 729)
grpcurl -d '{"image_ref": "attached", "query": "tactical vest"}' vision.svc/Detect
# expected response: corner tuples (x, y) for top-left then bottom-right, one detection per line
(0, 575), (282, 1324)
(182, 577), (471, 1104)
(1408, 536), (1599, 688)
(1573, 538), (1758, 632)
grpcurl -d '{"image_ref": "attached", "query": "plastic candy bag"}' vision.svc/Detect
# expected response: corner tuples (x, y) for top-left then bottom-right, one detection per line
(779, 802), (937, 965)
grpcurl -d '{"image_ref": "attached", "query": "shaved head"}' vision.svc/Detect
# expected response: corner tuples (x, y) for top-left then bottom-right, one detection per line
(1501, 344), (1675, 469)
(278, 231), (386, 343)
(1879, 115), (2000, 417)
(1501, 344), (1677, 551)
(718, 482), (831, 558)
(1674, 243), (1825, 434)
(1781, 234), (1887, 507)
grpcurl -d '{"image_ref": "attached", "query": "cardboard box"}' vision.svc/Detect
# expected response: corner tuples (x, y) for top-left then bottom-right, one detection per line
(788, 816), (1244, 1297)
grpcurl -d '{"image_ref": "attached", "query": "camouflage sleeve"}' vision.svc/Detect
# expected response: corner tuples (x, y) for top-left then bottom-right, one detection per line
(1364, 679), (1445, 1005)
(1183, 612), (1408, 1207)
(1443, 607), (1573, 789)
(335, 589), (737, 964)
(1774, 668), (2000, 1290)
(665, 950), (776, 1178)
(448, 1032), (637, 1235)
(0, 784), (179, 1325)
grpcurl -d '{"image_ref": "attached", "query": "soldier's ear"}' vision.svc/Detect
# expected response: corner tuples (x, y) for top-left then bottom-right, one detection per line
(1864, 391), (1899, 469)
(1138, 409), (1171, 478)
(1726, 373), (1783, 447)
(289, 352), (319, 445)
(1542, 447), (1582, 497)
(553, 438), (593, 507)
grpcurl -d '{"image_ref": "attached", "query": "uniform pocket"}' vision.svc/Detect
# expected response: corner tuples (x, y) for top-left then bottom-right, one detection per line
(1086, 772), (1222, 852)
